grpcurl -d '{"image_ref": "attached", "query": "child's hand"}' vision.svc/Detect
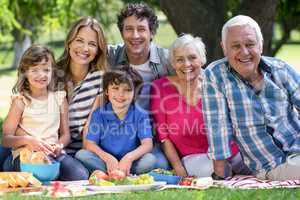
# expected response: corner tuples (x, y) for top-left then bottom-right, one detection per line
(105, 155), (119, 174)
(51, 143), (64, 156)
(118, 155), (133, 176)
(26, 137), (54, 156)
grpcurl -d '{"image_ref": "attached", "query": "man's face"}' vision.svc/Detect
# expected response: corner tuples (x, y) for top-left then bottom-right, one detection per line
(222, 25), (262, 82)
(121, 15), (153, 60)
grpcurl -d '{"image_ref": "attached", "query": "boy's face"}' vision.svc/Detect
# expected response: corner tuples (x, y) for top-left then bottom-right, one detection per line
(106, 82), (134, 111)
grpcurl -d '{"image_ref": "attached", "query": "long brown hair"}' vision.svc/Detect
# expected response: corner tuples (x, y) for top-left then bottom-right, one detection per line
(56, 16), (108, 87)
(13, 44), (56, 97)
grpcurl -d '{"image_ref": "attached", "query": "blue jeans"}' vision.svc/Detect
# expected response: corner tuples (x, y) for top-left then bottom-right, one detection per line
(151, 143), (171, 170)
(0, 146), (12, 171)
(75, 149), (156, 175)
(11, 153), (89, 181)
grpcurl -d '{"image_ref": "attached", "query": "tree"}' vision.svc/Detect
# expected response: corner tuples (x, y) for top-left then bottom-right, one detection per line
(159, 0), (280, 63)
(1, 0), (123, 69)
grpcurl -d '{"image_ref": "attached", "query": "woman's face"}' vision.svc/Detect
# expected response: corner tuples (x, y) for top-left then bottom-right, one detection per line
(172, 43), (203, 82)
(69, 26), (98, 67)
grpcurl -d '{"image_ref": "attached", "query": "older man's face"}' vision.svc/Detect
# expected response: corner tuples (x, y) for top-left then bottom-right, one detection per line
(222, 25), (262, 82)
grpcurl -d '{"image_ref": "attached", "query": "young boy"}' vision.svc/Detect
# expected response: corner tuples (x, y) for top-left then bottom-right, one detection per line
(75, 68), (156, 175)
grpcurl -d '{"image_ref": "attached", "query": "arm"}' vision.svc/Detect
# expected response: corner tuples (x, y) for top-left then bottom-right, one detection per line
(2, 98), (53, 154)
(82, 95), (103, 148)
(161, 140), (188, 177)
(150, 78), (186, 175)
(119, 138), (153, 175)
(85, 139), (119, 173)
(213, 160), (226, 178)
(84, 108), (118, 173)
(54, 97), (70, 155)
(201, 69), (234, 177)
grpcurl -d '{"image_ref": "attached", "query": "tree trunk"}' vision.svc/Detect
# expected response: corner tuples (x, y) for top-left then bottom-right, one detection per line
(160, 0), (279, 62)
(11, 31), (32, 69)
(160, 0), (226, 64)
(238, 0), (279, 55)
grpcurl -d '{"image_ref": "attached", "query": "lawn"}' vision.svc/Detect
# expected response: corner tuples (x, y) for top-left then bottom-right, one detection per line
(0, 187), (300, 200)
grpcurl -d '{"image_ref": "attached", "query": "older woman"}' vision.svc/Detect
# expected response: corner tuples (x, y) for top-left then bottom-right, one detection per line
(150, 34), (251, 177)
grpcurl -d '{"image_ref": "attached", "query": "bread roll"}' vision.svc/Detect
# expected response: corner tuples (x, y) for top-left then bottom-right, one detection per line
(31, 152), (51, 164)
(0, 178), (8, 190)
(15, 173), (29, 187)
(28, 175), (42, 187)
(20, 148), (32, 164)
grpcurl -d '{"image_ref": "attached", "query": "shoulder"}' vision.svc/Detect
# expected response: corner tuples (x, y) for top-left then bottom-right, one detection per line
(152, 76), (169, 86)
(54, 91), (66, 106)
(261, 56), (289, 70)
(131, 104), (149, 118)
(11, 94), (28, 107)
(107, 44), (125, 65)
(204, 58), (230, 81)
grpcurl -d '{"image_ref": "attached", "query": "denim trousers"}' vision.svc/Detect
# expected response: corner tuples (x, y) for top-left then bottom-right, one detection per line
(75, 149), (157, 175)
(9, 153), (89, 181)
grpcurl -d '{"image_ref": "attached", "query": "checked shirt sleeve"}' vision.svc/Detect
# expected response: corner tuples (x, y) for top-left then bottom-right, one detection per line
(201, 68), (234, 160)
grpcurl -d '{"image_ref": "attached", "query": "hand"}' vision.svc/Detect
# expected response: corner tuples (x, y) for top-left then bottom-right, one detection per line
(105, 155), (119, 174)
(51, 143), (64, 156)
(174, 165), (188, 177)
(25, 136), (55, 156)
(118, 155), (133, 176)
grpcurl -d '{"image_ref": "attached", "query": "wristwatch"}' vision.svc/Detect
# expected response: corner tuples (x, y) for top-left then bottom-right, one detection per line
(211, 172), (225, 180)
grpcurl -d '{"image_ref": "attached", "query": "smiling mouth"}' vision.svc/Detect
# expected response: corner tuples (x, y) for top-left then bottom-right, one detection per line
(75, 51), (89, 59)
(180, 68), (194, 74)
(238, 58), (252, 63)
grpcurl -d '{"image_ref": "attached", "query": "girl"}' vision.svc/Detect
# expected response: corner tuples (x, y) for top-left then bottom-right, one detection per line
(56, 16), (108, 157)
(2, 44), (88, 180)
(75, 68), (156, 175)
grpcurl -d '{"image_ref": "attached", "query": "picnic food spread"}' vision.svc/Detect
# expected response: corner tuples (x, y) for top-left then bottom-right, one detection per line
(89, 170), (154, 186)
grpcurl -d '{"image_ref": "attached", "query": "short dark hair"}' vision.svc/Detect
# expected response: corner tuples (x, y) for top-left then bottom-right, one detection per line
(117, 2), (159, 35)
(103, 67), (143, 102)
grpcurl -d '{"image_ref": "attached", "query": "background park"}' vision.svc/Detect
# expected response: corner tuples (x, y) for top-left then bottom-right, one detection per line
(0, 0), (300, 199)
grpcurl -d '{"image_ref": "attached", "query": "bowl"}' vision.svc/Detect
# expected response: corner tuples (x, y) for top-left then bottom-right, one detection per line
(21, 162), (60, 182)
(149, 172), (181, 184)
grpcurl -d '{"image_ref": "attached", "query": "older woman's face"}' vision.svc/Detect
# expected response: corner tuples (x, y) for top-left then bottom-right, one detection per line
(172, 44), (203, 81)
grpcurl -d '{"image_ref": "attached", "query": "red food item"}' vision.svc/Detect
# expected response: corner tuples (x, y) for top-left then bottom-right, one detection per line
(109, 169), (126, 181)
(179, 177), (194, 186)
(91, 170), (109, 181)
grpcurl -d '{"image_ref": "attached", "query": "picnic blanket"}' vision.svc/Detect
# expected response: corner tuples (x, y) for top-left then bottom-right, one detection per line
(216, 175), (300, 189)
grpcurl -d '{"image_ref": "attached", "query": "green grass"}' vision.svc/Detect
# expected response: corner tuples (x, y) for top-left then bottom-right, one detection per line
(1, 187), (300, 200)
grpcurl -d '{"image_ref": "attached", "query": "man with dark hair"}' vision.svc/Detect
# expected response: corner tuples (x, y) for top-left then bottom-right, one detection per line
(108, 2), (174, 111)
(108, 2), (174, 170)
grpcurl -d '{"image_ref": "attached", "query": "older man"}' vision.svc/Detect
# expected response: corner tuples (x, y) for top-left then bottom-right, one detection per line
(202, 15), (300, 181)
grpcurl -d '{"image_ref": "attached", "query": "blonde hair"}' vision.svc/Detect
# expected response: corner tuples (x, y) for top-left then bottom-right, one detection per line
(56, 16), (108, 87)
(13, 44), (56, 98)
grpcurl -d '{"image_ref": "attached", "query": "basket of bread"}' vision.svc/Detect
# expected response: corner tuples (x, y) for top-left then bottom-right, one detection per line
(19, 148), (60, 182)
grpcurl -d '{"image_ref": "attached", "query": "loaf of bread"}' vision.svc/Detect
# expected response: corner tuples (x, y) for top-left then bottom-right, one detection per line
(0, 172), (42, 189)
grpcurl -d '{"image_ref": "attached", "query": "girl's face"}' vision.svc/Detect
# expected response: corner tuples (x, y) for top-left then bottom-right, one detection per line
(69, 26), (99, 67)
(26, 59), (52, 92)
(106, 82), (134, 111)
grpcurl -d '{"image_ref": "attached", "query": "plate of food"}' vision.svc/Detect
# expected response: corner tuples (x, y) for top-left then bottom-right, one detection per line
(86, 169), (166, 192)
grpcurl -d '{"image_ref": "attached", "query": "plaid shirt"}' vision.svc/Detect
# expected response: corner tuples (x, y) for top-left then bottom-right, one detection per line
(202, 56), (300, 173)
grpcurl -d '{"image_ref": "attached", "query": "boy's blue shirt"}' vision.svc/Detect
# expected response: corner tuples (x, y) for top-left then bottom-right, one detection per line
(86, 102), (153, 160)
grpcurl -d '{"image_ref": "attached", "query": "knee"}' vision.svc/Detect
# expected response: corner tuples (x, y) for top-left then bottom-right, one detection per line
(75, 149), (94, 162)
(134, 153), (156, 174)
